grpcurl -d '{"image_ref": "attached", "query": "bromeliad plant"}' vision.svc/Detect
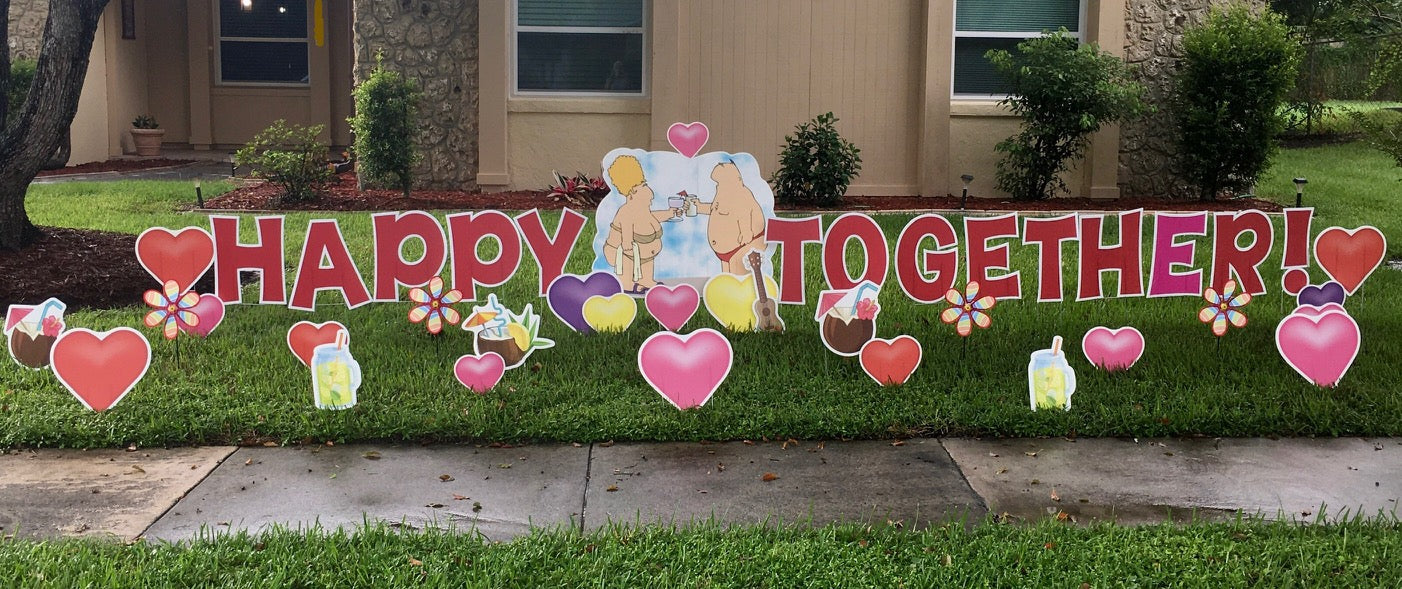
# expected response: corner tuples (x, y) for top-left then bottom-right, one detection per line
(549, 171), (611, 208)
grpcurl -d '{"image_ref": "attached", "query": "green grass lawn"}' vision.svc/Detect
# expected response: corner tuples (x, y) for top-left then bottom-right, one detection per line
(1, 142), (1399, 448)
(2, 519), (1399, 587)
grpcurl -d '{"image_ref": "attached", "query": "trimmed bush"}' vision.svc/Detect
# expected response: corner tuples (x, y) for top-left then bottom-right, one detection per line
(1174, 4), (1300, 200)
(986, 30), (1146, 201)
(349, 57), (421, 197)
(234, 120), (332, 204)
(771, 112), (862, 207)
(5, 59), (36, 128)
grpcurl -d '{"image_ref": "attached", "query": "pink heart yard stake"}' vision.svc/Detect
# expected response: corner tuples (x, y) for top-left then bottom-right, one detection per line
(1080, 326), (1145, 372)
(1275, 309), (1360, 388)
(644, 283), (700, 332)
(666, 122), (709, 158)
(638, 329), (732, 410)
(177, 294), (226, 338)
(454, 353), (506, 394)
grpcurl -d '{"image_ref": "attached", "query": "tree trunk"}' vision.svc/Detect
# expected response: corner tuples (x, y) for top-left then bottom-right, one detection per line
(0, 0), (110, 250)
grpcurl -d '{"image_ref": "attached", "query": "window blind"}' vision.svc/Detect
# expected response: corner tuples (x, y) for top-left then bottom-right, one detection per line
(955, 0), (1079, 33)
(518, 0), (644, 28)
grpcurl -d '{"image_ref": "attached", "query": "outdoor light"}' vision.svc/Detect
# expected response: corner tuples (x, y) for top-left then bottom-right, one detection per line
(194, 177), (204, 208)
(240, 0), (252, 11)
(1293, 177), (1307, 208)
(959, 174), (974, 210)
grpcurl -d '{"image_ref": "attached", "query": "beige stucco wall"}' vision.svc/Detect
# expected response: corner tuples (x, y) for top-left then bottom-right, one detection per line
(479, 0), (1124, 198)
(145, 0), (191, 144)
(102, 2), (148, 156)
(507, 109), (651, 190)
(69, 16), (110, 166)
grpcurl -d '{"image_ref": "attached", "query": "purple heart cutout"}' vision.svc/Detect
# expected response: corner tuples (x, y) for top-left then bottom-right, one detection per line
(1297, 281), (1346, 308)
(546, 272), (624, 333)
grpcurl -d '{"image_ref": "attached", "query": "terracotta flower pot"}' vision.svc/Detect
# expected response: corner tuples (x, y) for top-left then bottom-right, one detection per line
(130, 128), (165, 157)
(821, 315), (874, 355)
(475, 333), (526, 368)
(8, 332), (56, 369)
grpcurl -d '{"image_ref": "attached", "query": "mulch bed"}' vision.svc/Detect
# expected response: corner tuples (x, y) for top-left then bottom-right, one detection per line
(0, 227), (215, 312)
(206, 171), (1282, 213)
(34, 158), (198, 178)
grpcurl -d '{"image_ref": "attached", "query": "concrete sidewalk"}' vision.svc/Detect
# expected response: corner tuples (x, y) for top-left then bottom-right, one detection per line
(2, 437), (1398, 543)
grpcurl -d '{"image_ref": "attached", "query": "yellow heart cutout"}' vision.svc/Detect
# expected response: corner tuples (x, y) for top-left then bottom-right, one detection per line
(703, 273), (779, 332)
(583, 293), (637, 334)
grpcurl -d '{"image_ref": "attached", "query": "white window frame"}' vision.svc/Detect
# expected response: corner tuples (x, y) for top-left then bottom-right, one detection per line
(213, 0), (313, 88)
(510, 0), (649, 98)
(951, 0), (1087, 100)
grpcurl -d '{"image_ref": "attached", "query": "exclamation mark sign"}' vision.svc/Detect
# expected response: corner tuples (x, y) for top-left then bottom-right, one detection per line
(1280, 208), (1313, 295)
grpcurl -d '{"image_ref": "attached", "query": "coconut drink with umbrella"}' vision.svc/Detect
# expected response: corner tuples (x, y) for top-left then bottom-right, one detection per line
(463, 294), (554, 369)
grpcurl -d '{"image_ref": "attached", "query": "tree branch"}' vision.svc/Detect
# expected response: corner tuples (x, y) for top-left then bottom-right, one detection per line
(1, 0), (12, 132)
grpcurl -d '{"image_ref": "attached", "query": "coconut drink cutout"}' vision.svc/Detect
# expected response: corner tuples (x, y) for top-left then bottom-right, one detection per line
(463, 294), (554, 370)
(6, 298), (67, 370)
(813, 281), (881, 357)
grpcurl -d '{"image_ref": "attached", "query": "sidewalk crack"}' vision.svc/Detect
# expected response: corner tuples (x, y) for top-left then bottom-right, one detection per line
(579, 443), (594, 533)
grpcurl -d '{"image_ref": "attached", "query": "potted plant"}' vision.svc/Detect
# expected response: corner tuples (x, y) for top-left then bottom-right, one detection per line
(130, 115), (165, 157)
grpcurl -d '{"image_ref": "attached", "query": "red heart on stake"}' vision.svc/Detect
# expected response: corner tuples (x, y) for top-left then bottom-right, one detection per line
(50, 327), (152, 412)
(286, 321), (348, 367)
(135, 227), (215, 293)
(859, 336), (923, 386)
(1314, 226), (1386, 295)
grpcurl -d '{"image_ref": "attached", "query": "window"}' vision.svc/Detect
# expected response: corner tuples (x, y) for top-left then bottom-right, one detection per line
(217, 0), (310, 85)
(953, 0), (1082, 97)
(514, 0), (646, 95)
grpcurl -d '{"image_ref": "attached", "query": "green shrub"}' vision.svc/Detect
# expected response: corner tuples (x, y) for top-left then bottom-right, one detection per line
(5, 59), (36, 128)
(1353, 109), (1402, 170)
(234, 120), (332, 204)
(986, 31), (1146, 201)
(349, 56), (420, 197)
(771, 112), (862, 207)
(1174, 4), (1300, 200)
(131, 115), (159, 129)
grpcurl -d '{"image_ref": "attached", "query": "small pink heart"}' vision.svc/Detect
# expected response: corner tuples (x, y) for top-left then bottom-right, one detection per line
(1081, 326), (1145, 372)
(178, 294), (225, 338)
(454, 353), (506, 394)
(666, 121), (709, 158)
(644, 284), (700, 332)
(1276, 309), (1360, 388)
(638, 329), (732, 410)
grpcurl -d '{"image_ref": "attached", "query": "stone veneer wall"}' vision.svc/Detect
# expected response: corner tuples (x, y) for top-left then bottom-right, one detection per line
(352, 0), (478, 190)
(6, 0), (49, 61)
(1119, 0), (1265, 198)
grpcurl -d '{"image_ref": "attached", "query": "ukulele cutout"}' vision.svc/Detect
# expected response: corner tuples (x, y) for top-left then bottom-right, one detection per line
(747, 250), (785, 333)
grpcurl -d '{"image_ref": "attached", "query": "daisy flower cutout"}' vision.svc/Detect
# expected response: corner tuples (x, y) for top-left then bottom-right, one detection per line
(408, 276), (463, 334)
(1198, 279), (1250, 337)
(143, 279), (200, 340)
(940, 281), (996, 337)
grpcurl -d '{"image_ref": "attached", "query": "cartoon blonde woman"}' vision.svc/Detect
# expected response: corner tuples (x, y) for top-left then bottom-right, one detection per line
(604, 155), (681, 293)
(690, 161), (768, 275)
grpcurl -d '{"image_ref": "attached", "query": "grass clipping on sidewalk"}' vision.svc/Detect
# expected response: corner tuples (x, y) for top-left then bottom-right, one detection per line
(2, 518), (1401, 587)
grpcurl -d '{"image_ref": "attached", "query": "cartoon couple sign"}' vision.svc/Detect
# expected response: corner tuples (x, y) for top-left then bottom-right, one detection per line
(590, 146), (776, 295)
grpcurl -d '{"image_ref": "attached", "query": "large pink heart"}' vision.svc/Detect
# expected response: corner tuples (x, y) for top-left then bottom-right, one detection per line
(1275, 309), (1360, 388)
(666, 122), (709, 158)
(135, 227), (215, 294)
(454, 353), (505, 394)
(644, 283), (700, 332)
(638, 329), (732, 410)
(1081, 326), (1145, 372)
(177, 294), (225, 338)
(50, 327), (152, 412)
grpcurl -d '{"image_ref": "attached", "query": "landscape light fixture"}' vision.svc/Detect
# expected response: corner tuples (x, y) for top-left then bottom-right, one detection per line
(194, 177), (204, 208)
(1293, 177), (1307, 208)
(959, 174), (974, 210)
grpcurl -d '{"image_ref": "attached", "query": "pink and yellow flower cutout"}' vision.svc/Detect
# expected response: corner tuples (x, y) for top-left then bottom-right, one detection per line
(407, 277), (463, 334)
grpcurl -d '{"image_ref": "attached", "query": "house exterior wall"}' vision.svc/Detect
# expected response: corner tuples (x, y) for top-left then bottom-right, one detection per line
(353, 0), (480, 190)
(1120, 0), (1266, 197)
(5, 0), (46, 61)
(472, 0), (1130, 198)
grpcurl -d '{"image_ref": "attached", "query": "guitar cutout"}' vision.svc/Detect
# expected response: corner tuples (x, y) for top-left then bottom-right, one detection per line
(747, 251), (784, 333)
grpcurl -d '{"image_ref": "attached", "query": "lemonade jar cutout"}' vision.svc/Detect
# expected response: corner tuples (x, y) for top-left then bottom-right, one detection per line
(311, 331), (361, 410)
(1028, 336), (1076, 411)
